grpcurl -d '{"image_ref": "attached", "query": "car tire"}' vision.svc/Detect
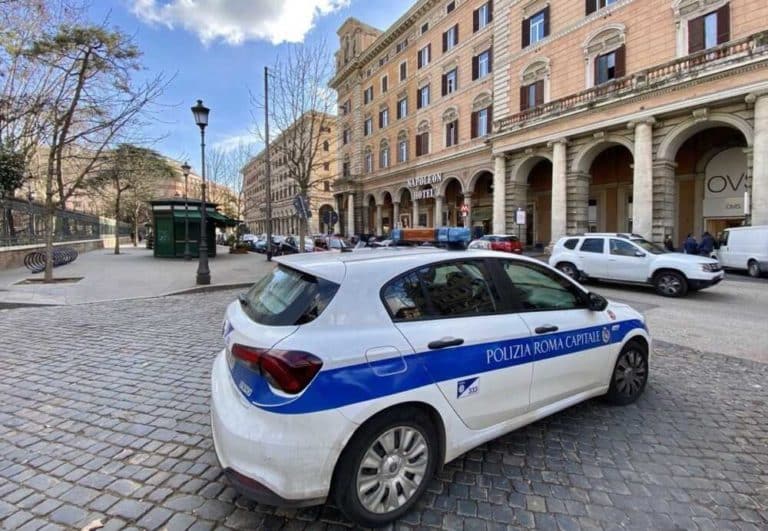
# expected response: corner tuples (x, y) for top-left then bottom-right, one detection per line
(604, 340), (649, 406)
(556, 262), (580, 281)
(332, 408), (438, 528)
(653, 270), (688, 297)
(748, 260), (761, 278)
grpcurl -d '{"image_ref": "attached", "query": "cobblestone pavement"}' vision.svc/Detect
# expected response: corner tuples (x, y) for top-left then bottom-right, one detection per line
(1, 291), (767, 531)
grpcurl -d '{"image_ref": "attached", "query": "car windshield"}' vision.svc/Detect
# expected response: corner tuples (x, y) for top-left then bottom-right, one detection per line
(632, 238), (667, 255)
(240, 265), (339, 326)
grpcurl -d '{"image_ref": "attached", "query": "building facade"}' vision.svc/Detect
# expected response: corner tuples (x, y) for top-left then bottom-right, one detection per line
(242, 114), (337, 235)
(332, 0), (768, 246)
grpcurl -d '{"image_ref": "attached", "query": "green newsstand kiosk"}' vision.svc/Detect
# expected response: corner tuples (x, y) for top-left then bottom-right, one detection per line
(149, 198), (239, 258)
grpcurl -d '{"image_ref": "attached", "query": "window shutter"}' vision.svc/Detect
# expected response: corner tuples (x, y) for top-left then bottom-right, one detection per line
(455, 24), (459, 45)
(543, 6), (550, 38)
(522, 17), (530, 48)
(453, 121), (458, 145)
(471, 111), (478, 138)
(417, 50), (422, 69)
(614, 45), (626, 78)
(535, 80), (545, 106)
(379, 112), (383, 129)
(520, 85), (529, 111)
(446, 124), (451, 147)
(488, 106), (493, 133)
(397, 101), (402, 119)
(594, 54), (601, 84)
(717, 4), (730, 45)
(427, 44), (431, 62)
(688, 16), (705, 53)
(442, 74), (447, 96)
(442, 31), (448, 53)
(473, 9), (479, 32)
(586, 0), (597, 15)
(488, 48), (493, 73)
(417, 88), (422, 109)
(489, 0), (493, 22)
(472, 55), (479, 80)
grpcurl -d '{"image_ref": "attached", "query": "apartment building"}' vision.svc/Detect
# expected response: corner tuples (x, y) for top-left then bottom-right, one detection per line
(330, 0), (497, 235)
(242, 113), (337, 235)
(332, 0), (768, 247)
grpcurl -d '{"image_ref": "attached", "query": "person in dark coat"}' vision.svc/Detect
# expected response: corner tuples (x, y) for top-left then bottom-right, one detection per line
(664, 234), (676, 252)
(683, 233), (699, 254)
(699, 231), (715, 256)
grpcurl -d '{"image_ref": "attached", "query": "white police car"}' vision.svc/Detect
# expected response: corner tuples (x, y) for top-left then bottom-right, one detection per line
(211, 232), (650, 527)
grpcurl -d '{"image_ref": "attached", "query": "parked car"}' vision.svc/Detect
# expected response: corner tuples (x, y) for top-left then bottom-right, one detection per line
(549, 233), (724, 297)
(714, 225), (768, 277)
(468, 234), (523, 254)
(213, 244), (650, 527)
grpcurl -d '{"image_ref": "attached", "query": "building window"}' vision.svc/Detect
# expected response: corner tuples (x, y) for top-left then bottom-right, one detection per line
(397, 96), (408, 119)
(323, 162), (330, 171)
(421, 22), (429, 34)
(688, 5), (730, 53)
(471, 106), (492, 138)
(323, 140), (329, 151)
(474, 2), (493, 32)
(364, 86), (374, 105)
(379, 108), (389, 128)
(522, 7), (549, 48)
(446, 1), (455, 13)
(399, 61), (408, 81)
(381, 75), (389, 93)
(594, 46), (625, 85)
(443, 24), (459, 53)
(586, 0), (618, 15)
(415, 132), (430, 157)
(520, 80), (544, 111)
(398, 139), (408, 162)
(364, 117), (373, 136)
(417, 44), (431, 69)
(442, 68), (458, 96)
(417, 84), (431, 109)
(380, 145), (390, 168)
(396, 39), (408, 53)
(323, 180), (330, 191)
(445, 120), (459, 147)
(365, 151), (374, 173)
(342, 161), (350, 177)
(472, 49), (492, 80)
(343, 128), (351, 145)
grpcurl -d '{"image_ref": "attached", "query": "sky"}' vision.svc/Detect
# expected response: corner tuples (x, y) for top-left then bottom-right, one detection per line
(86, 0), (414, 171)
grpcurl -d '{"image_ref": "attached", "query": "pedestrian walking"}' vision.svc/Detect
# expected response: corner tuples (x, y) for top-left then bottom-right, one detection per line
(699, 231), (715, 256)
(683, 233), (699, 254)
(664, 234), (676, 252)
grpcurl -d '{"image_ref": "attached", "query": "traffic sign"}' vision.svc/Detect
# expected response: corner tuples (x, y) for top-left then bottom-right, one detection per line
(516, 208), (526, 225)
(322, 209), (339, 226)
(293, 194), (311, 219)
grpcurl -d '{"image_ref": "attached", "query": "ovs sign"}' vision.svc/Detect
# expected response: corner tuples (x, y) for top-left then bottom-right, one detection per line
(703, 148), (747, 218)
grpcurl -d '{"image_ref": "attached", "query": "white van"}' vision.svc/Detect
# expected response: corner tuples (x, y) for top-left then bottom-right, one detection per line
(715, 226), (768, 277)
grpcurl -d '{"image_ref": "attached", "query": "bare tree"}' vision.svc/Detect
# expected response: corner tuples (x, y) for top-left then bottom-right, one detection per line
(206, 141), (255, 223)
(26, 24), (169, 281)
(252, 41), (335, 252)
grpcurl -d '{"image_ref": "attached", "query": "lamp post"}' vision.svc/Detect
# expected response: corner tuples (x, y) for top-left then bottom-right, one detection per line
(181, 162), (191, 260)
(191, 99), (211, 285)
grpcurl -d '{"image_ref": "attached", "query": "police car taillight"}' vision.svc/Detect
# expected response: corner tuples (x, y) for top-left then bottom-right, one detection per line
(231, 344), (322, 394)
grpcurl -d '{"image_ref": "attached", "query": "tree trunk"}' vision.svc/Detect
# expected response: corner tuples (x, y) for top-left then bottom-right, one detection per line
(133, 205), (139, 247)
(114, 191), (121, 255)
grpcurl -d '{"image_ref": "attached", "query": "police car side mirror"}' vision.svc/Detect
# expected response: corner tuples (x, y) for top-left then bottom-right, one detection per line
(587, 292), (608, 312)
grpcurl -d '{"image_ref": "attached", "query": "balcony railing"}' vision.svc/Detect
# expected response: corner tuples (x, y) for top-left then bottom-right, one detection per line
(495, 30), (768, 132)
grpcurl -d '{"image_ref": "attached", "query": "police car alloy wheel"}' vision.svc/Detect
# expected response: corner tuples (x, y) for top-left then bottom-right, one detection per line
(653, 270), (688, 297)
(605, 340), (648, 405)
(333, 408), (437, 528)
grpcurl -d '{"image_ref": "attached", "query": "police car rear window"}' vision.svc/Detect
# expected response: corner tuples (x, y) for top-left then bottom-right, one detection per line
(239, 265), (339, 326)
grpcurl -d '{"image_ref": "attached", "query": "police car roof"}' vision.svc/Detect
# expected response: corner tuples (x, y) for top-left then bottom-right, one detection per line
(274, 248), (540, 284)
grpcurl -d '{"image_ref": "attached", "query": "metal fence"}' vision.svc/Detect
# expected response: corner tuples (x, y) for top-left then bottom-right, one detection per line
(0, 197), (130, 248)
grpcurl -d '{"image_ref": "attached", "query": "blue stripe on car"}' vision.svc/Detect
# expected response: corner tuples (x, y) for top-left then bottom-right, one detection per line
(230, 319), (645, 415)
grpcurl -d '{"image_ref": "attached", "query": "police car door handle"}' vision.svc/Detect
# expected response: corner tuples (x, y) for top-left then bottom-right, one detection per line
(428, 337), (464, 349)
(534, 325), (559, 334)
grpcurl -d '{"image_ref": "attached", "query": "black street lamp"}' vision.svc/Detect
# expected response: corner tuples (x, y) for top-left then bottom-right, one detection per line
(191, 99), (211, 285)
(181, 161), (192, 261)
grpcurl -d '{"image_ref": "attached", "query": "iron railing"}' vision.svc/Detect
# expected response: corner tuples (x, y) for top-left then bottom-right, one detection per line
(495, 30), (768, 132)
(0, 197), (130, 248)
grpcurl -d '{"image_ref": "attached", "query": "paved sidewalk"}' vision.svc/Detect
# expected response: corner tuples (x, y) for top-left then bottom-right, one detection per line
(0, 246), (273, 306)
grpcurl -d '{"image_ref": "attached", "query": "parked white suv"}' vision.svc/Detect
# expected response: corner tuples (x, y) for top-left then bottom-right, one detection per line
(549, 233), (724, 297)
